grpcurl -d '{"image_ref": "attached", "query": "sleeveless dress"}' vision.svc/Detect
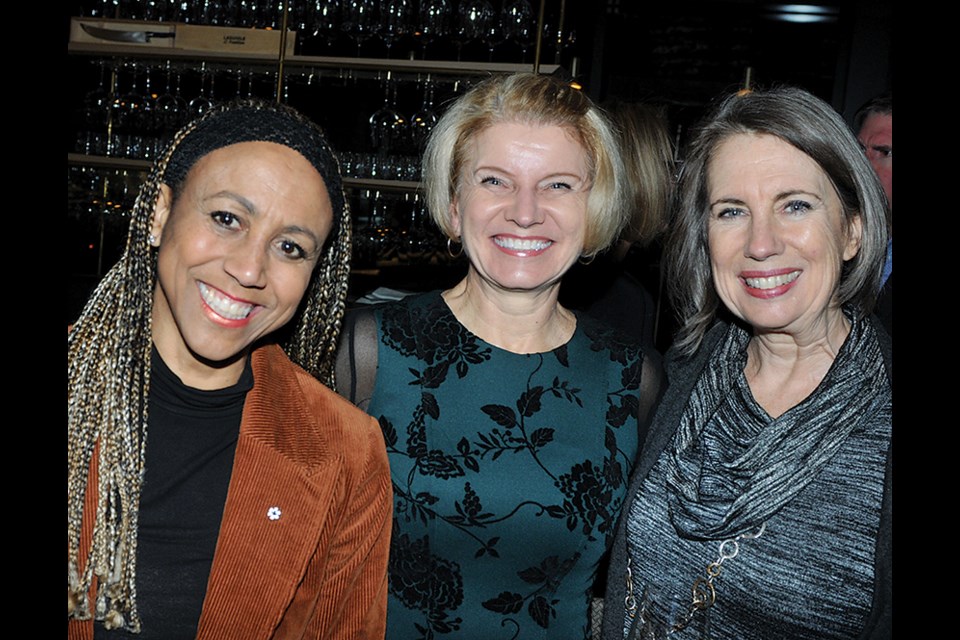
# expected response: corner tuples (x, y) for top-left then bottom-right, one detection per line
(368, 291), (647, 640)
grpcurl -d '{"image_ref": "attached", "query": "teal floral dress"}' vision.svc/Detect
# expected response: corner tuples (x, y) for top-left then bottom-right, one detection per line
(367, 292), (648, 640)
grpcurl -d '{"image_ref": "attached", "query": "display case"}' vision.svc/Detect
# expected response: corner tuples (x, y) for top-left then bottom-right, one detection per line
(67, 1), (574, 319)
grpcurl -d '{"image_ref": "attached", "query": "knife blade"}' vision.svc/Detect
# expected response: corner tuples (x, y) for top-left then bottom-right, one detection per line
(80, 23), (176, 44)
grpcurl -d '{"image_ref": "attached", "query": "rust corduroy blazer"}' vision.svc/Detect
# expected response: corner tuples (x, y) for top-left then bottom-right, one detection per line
(69, 343), (392, 639)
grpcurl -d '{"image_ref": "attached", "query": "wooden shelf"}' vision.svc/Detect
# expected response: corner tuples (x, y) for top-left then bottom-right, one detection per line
(68, 41), (283, 65)
(342, 177), (421, 192)
(69, 41), (561, 78)
(285, 55), (559, 77)
(67, 153), (152, 172)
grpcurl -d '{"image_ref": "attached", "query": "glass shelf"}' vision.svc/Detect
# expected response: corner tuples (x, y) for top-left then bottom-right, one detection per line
(67, 153), (421, 191)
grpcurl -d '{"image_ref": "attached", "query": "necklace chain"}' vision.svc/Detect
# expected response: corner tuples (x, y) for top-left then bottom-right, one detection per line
(625, 522), (766, 635)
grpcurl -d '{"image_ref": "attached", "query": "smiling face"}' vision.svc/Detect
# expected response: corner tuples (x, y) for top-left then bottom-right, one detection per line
(707, 133), (862, 342)
(150, 140), (333, 388)
(451, 121), (591, 297)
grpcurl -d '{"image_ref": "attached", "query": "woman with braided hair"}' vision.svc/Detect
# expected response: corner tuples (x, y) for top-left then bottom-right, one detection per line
(67, 99), (391, 639)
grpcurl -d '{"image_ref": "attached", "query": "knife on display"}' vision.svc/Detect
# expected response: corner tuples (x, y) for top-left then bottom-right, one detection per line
(80, 23), (175, 44)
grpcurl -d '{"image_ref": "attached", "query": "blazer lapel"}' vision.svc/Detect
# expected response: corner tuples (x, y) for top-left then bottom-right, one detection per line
(196, 345), (343, 639)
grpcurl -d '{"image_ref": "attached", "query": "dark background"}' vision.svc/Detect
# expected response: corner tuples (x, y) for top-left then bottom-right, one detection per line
(575, 0), (891, 129)
(66, 0), (893, 325)
(67, 0), (893, 146)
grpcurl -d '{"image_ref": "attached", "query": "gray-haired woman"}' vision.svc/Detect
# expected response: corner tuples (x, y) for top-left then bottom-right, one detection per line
(602, 86), (892, 639)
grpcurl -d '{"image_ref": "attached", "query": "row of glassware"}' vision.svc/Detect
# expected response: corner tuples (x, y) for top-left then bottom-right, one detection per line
(68, 166), (456, 268)
(77, 1), (559, 62)
(74, 57), (444, 164)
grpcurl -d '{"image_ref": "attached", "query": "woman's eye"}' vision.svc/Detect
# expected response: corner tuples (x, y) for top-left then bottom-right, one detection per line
(480, 176), (503, 186)
(211, 211), (241, 228)
(278, 239), (308, 260)
(784, 200), (812, 214)
(548, 181), (572, 190)
(716, 207), (745, 219)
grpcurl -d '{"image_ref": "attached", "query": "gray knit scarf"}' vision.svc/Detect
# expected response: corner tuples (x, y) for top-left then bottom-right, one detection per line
(665, 309), (884, 540)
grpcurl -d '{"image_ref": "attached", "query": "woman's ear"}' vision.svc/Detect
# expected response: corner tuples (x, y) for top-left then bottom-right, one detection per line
(843, 213), (863, 261)
(150, 184), (173, 246)
(449, 199), (462, 239)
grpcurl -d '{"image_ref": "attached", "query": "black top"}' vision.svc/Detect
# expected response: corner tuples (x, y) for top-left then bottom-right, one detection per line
(95, 349), (252, 639)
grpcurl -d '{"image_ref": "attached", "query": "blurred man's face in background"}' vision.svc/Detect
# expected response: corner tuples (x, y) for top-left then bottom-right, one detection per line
(858, 112), (892, 208)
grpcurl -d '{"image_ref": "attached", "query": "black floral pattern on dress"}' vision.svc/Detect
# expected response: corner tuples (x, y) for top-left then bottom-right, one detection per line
(481, 553), (582, 629)
(389, 531), (464, 635)
(375, 293), (643, 639)
(556, 460), (614, 539)
(381, 300), (492, 385)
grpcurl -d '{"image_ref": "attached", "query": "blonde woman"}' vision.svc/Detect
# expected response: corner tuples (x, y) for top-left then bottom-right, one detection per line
(337, 74), (663, 639)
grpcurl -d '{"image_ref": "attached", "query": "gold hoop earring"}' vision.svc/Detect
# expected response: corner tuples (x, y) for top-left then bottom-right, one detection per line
(578, 254), (595, 265)
(447, 237), (463, 258)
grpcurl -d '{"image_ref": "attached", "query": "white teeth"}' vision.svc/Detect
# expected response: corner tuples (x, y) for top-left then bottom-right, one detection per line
(198, 283), (254, 320)
(744, 271), (800, 289)
(494, 236), (552, 251)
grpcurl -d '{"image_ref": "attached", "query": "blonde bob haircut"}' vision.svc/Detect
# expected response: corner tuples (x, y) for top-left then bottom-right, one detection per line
(422, 72), (630, 257)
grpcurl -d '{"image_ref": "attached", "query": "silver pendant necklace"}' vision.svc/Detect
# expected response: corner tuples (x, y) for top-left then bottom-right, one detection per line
(625, 522), (766, 637)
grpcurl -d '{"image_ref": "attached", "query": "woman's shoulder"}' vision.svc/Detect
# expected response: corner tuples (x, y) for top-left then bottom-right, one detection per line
(375, 290), (465, 347)
(867, 313), (892, 378)
(252, 343), (386, 459)
(344, 290), (443, 332)
(575, 310), (649, 355)
(372, 289), (442, 313)
(570, 314), (667, 404)
(660, 320), (730, 381)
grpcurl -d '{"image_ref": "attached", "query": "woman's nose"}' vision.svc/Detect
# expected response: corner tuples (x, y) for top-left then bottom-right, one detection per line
(504, 187), (544, 228)
(224, 243), (268, 289)
(744, 214), (783, 260)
